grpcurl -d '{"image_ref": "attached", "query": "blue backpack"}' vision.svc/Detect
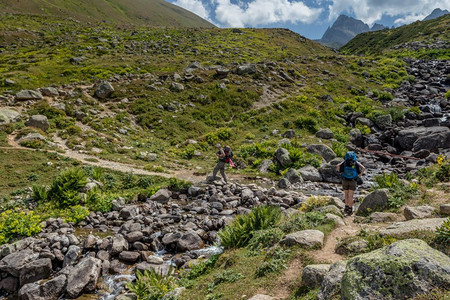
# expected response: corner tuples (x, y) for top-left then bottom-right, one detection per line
(341, 151), (359, 179)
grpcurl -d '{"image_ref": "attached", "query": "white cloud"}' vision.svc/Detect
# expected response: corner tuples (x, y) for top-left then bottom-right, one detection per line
(213, 0), (323, 27)
(328, 0), (450, 25)
(394, 13), (427, 25)
(173, 0), (211, 20)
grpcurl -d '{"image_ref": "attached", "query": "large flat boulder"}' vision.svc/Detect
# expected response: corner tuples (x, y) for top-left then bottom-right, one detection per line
(18, 274), (67, 300)
(280, 230), (324, 249)
(0, 250), (38, 277)
(15, 90), (43, 101)
(403, 205), (435, 220)
(380, 218), (446, 237)
(0, 108), (20, 125)
(306, 144), (336, 162)
(341, 239), (450, 299)
(19, 258), (52, 286)
(395, 127), (450, 151)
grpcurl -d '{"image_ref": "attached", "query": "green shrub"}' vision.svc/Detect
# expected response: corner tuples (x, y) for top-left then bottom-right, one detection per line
(247, 228), (284, 251)
(374, 172), (401, 189)
(48, 168), (88, 208)
(279, 211), (333, 233)
(294, 116), (319, 133)
(85, 189), (113, 213)
(209, 270), (244, 291)
(32, 185), (48, 202)
(300, 196), (332, 212)
(445, 90), (450, 99)
(0, 209), (42, 244)
(387, 107), (406, 122)
(184, 255), (220, 280)
(331, 141), (347, 158)
(218, 205), (282, 249)
(378, 92), (394, 101)
(216, 128), (232, 141)
(167, 178), (191, 191)
(373, 172), (419, 209)
(59, 205), (90, 224)
(435, 218), (450, 246)
(127, 268), (178, 300)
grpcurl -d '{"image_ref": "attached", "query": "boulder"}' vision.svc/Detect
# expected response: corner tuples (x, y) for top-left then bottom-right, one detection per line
(302, 264), (330, 287)
(325, 213), (345, 227)
(110, 235), (129, 256)
(369, 212), (397, 223)
(0, 277), (18, 292)
(0, 249), (38, 277)
(119, 251), (140, 263)
(177, 231), (205, 252)
(335, 239), (368, 255)
(306, 144), (336, 162)
(149, 189), (171, 203)
(315, 205), (343, 218)
(356, 189), (389, 216)
(395, 127), (450, 151)
(319, 159), (342, 183)
(136, 262), (171, 276)
(40, 87), (59, 97)
(284, 168), (303, 184)
(17, 133), (46, 145)
(374, 114), (392, 129)
(441, 204), (450, 215)
(15, 90), (43, 101)
(237, 64), (257, 75)
(95, 81), (115, 99)
(280, 230), (324, 249)
(341, 239), (450, 300)
(315, 129), (334, 139)
(63, 245), (81, 268)
(380, 218), (446, 237)
(350, 129), (363, 147)
(277, 178), (291, 189)
(125, 231), (143, 243)
(282, 129), (296, 138)
(18, 274), (67, 300)
(299, 165), (322, 182)
(26, 115), (49, 131)
(248, 295), (274, 300)
(162, 232), (182, 247)
(258, 160), (273, 173)
(120, 206), (139, 219)
(318, 261), (347, 300)
(66, 257), (102, 298)
(403, 205), (435, 220)
(19, 258), (52, 286)
(170, 82), (184, 92)
(275, 148), (291, 166)
(0, 108), (21, 125)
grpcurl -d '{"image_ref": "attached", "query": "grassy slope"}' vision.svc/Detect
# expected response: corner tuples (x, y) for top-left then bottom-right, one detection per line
(341, 14), (450, 56)
(0, 0), (215, 28)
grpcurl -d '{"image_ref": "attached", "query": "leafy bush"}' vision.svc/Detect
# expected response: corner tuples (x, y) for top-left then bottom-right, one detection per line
(373, 172), (419, 209)
(435, 156), (450, 182)
(32, 185), (48, 202)
(331, 141), (347, 158)
(167, 178), (191, 192)
(300, 196), (332, 212)
(247, 228), (284, 251)
(209, 270), (244, 291)
(218, 205), (282, 249)
(184, 255), (220, 280)
(374, 172), (401, 189)
(435, 218), (450, 246)
(0, 210), (42, 244)
(294, 116), (319, 133)
(59, 205), (90, 224)
(127, 268), (178, 300)
(378, 92), (394, 101)
(48, 168), (88, 208)
(216, 128), (232, 141)
(279, 211), (334, 234)
(85, 188), (113, 213)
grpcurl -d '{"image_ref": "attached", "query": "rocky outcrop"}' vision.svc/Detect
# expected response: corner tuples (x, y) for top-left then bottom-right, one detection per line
(26, 115), (49, 132)
(356, 189), (389, 216)
(302, 264), (330, 287)
(280, 230), (324, 249)
(380, 218), (446, 237)
(318, 260), (347, 300)
(306, 144), (336, 162)
(66, 256), (102, 298)
(404, 205), (435, 220)
(341, 239), (450, 299)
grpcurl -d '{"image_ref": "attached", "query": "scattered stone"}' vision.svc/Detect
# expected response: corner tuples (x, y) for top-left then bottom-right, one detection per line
(19, 258), (52, 286)
(149, 189), (171, 204)
(66, 257), (102, 298)
(15, 90), (43, 101)
(302, 264), (330, 287)
(284, 168), (303, 184)
(18, 274), (67, 300)
(40, 87), (59, 97)
(403, 205), (435, 220)
(258, 160), (274, 173)
(440, 204), (450, 215)
(0, 250), (38, 277)
(0, 108), (21, 125)
(315, 128), (334, 139)
(280, 230), (324, 249)
(95, 81), (115, 99)
(369, 212), (397, 223)
(170, 82), (185, 92)
(282, 129), (296, 138)
(177, 231), (204, 252)
(275, 148), (291, 166)
(119, 251), (140, 263)
(306, 144), (336, 162)
(299, 165), (323, 182)
(335, 239), (368, 255)
(318, 261), (347, 300)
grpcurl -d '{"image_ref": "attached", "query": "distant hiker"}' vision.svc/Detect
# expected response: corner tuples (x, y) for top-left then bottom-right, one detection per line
(336, 151), (365, 215)
(212, 144), (228, 183)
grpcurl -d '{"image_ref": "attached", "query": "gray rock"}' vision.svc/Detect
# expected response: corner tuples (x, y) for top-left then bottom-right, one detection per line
(0, 108), (21, 125)
(258, 159), (274, 173)
(299, 165), (323, 182)
(66, 257), (102, 298)
(247, 295), (274, 300)
(441, 204), (450, 215)
(380, 218), (446, 237)
(284, 168), (303, 184)
(120, 206), (139, 219)
(356, 189), (389, 216)
(282, 129), (296, 138)
(369, 212), (397, 223)
(112, 197), (126, 211)
(335, 239), (368, 255)
(375, 114), (392, 129)
(0, 250), (38, 277)
(84, 234), (98, 250)
(315, 205), (343, 218)
(170, 82), (185, 92)
(275, 148), (291, 166)
(307, 144), (336, 162)
(19, 258), (52, 286)
(63, 245), (81, 268)
(355, 117), (374, 127)
(319, 159), (342, 183)
(237, 64), (257, 75)
(302, 264), (331, 287)
(318, 261), (347, 300)
(177, 231), (204, 252)
(316, 129), (334, 139)
(116, 294), (138, 300)
(125, 231), (143, 243)
(350, 129), (363, 147)
(404, 205), (435, 220)
(135, 262), (171, 276)
(395, 127), (450, 151)
(18, 274), (67, 300)
(149, 189), (171, 203)
(95, 81), (115, 99)
(280, 230), (324, 249)
(40, 87), (59, 97)
(17, 133), (46, 145)
(0, 277), (17, 292)
(26, 115), (49, 131)
(341, 239), (450, 300)
(119, 251), (140, 263)
(277, 178), (291, 189)
(15, 90), (43, 101)
(162, 232), (182, 246)
(110, 235), (129, 256)
(325, 213), (345, 227)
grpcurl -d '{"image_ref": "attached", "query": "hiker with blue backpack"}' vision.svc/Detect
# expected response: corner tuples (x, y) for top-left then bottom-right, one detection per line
(336, 151), (365, 215)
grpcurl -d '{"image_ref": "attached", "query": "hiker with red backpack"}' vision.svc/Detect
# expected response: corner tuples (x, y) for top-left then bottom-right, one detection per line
(336, 151), (365, 215)
(212, 144), (234, 183)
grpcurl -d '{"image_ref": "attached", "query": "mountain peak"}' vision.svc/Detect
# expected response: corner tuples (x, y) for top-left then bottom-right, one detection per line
(423, 8), (450, 21)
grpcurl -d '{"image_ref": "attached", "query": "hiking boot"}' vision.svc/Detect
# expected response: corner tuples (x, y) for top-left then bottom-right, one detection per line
(344, 205), (353, 216)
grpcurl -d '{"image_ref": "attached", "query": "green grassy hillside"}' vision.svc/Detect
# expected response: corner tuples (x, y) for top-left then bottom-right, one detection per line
(0, 0), (215, 28)
(341, 14), (450, 58)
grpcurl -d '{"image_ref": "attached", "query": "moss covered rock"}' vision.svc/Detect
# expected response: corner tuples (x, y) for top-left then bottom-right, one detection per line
(341, 239), (450, 300)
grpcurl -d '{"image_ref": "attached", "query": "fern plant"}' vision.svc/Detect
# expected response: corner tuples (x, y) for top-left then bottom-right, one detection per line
(435, 218), (450, 245)
(32, 185), (48, 202)
(48, 168), (88, 208)
(127, 268), (178, 300)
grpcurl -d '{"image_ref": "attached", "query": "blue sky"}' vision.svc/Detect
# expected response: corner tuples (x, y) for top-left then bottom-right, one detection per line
(167, 0), (450, 39)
